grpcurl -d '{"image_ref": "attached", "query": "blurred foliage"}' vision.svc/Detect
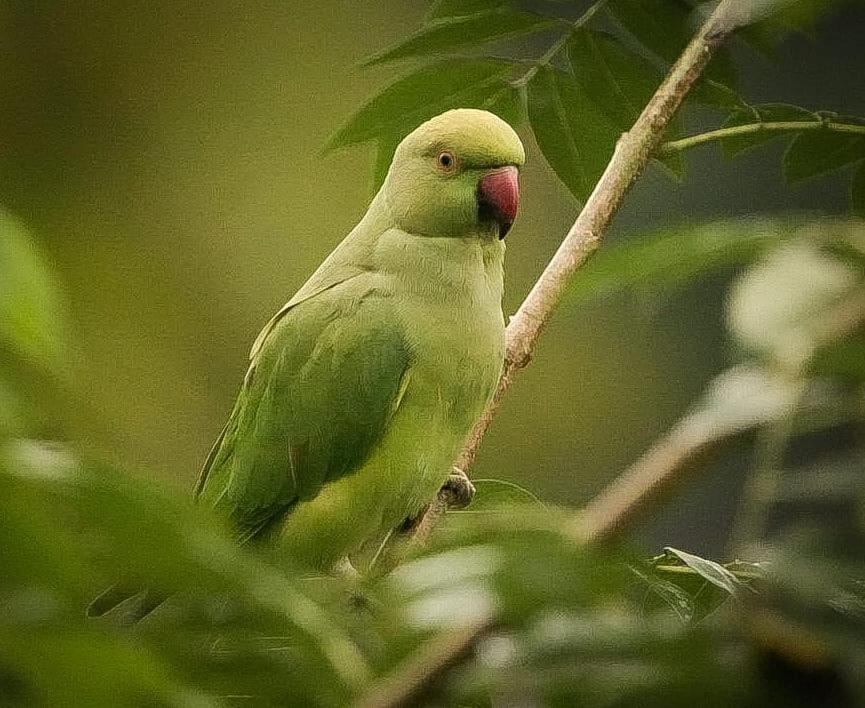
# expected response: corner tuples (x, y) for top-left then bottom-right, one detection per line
(0, 210), (65, 370)
(0, 210), (66, 437)
(3, 0), (865, 705)
(2, 205), (864, 704)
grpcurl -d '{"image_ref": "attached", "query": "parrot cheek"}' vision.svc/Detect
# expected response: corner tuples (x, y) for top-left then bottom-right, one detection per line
(477, 166), (520, 239)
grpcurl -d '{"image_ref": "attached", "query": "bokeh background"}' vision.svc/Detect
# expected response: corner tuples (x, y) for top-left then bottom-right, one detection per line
(2, 0), (863, 556)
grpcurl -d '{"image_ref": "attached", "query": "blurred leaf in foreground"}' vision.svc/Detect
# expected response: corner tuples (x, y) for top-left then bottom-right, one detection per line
(0, 210), (66, 370)
(0, 443), (371, 706)
(564, 217), (865, 309)
(727, 237), (863, 368)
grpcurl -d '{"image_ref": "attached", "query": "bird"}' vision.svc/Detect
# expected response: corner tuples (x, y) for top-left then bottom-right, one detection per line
(88, 108), (524, 618)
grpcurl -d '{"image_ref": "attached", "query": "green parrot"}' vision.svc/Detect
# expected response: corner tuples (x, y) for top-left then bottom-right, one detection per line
(89, 108), (523, 617)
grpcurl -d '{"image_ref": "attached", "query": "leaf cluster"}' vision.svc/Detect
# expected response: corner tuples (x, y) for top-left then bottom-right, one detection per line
(329, 0), (864, 212)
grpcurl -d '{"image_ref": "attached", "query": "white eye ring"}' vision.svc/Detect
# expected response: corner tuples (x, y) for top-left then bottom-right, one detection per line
(436, 151), (456, 171)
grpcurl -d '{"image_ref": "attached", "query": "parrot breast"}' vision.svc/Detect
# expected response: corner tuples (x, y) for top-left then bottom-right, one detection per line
(274, 228), (506, 569)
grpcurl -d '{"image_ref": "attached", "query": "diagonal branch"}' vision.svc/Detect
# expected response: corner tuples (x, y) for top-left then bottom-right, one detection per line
(412, 0), (749, 545)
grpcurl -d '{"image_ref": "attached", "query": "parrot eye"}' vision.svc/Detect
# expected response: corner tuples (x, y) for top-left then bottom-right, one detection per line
(436, 151), (456, 172)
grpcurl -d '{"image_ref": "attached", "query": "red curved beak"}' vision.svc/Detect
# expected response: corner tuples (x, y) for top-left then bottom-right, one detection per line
(477, 166), (519, 239)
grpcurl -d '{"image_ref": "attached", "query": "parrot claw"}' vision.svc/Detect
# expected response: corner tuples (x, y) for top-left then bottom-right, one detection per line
(443, 467), (475, 509)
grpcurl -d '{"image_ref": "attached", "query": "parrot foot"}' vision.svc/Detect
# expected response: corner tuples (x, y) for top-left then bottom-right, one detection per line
(442, 467), (475, 509)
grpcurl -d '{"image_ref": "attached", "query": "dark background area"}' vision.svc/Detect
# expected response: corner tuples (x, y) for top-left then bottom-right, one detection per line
(1, 0), (863, 557)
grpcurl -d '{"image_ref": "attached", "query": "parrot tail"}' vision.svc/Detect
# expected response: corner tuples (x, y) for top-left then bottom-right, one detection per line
(86, 585), (167, 624)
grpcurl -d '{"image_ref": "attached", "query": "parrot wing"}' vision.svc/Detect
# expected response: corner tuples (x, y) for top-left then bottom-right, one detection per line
(249, 262), (365, 362)
(195, 278), (412, 542)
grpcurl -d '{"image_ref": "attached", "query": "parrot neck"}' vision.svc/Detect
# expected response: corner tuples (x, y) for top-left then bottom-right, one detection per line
(377, 235), (503, 306)
(368, 190), (504, 299)
(316, 191), (504, 304)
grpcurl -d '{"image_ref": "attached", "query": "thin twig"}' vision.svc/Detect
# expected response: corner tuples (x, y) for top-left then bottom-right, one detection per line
(653, 564), (765, 581)
(658, 119), (865, 155)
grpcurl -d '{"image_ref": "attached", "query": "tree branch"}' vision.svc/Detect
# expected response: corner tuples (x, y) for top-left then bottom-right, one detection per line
(569, 409), (746, 544)
(415, 0), (747, 544)
(658, 119), (865, 155)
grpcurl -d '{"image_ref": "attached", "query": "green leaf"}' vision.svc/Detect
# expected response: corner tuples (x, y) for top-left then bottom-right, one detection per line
(326, 59), (514, 150)
(631, 565), (695, 623)
(737, 0), (852, 56)
(605, 0), (737, 88)
(649, 552), (765, 621)
(0, 449), (369, 705)
(481, 81), (524, 126)
(0, 210), (66, 369)
(566, 29), (694, 181)
(720, 103), (819, 158)
(783, 129), (865, 183)
(372, 131), (403, 192)
(606, 0), (693, 63)
(568, 30), (661, 133)
(567, 217), (865, 318)
(426, 0), (509, 20)
(365, 9), (556, 66)
(758, 0), (853, 34)
(527, 65), (618, 201)
(809, 329), (865, 382)
(568, 30), (685, 179)
(663, 547), (746, 597)
(852, 161), (865, 217)
(688, 77), (746, 110)
(0, 631), (198, 708)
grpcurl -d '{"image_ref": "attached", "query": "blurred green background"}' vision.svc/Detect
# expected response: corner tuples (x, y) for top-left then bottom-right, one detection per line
(2, 0), (863, 554)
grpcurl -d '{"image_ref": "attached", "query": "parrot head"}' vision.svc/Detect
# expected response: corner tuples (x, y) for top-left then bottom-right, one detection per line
(382, 109), (525, 240)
